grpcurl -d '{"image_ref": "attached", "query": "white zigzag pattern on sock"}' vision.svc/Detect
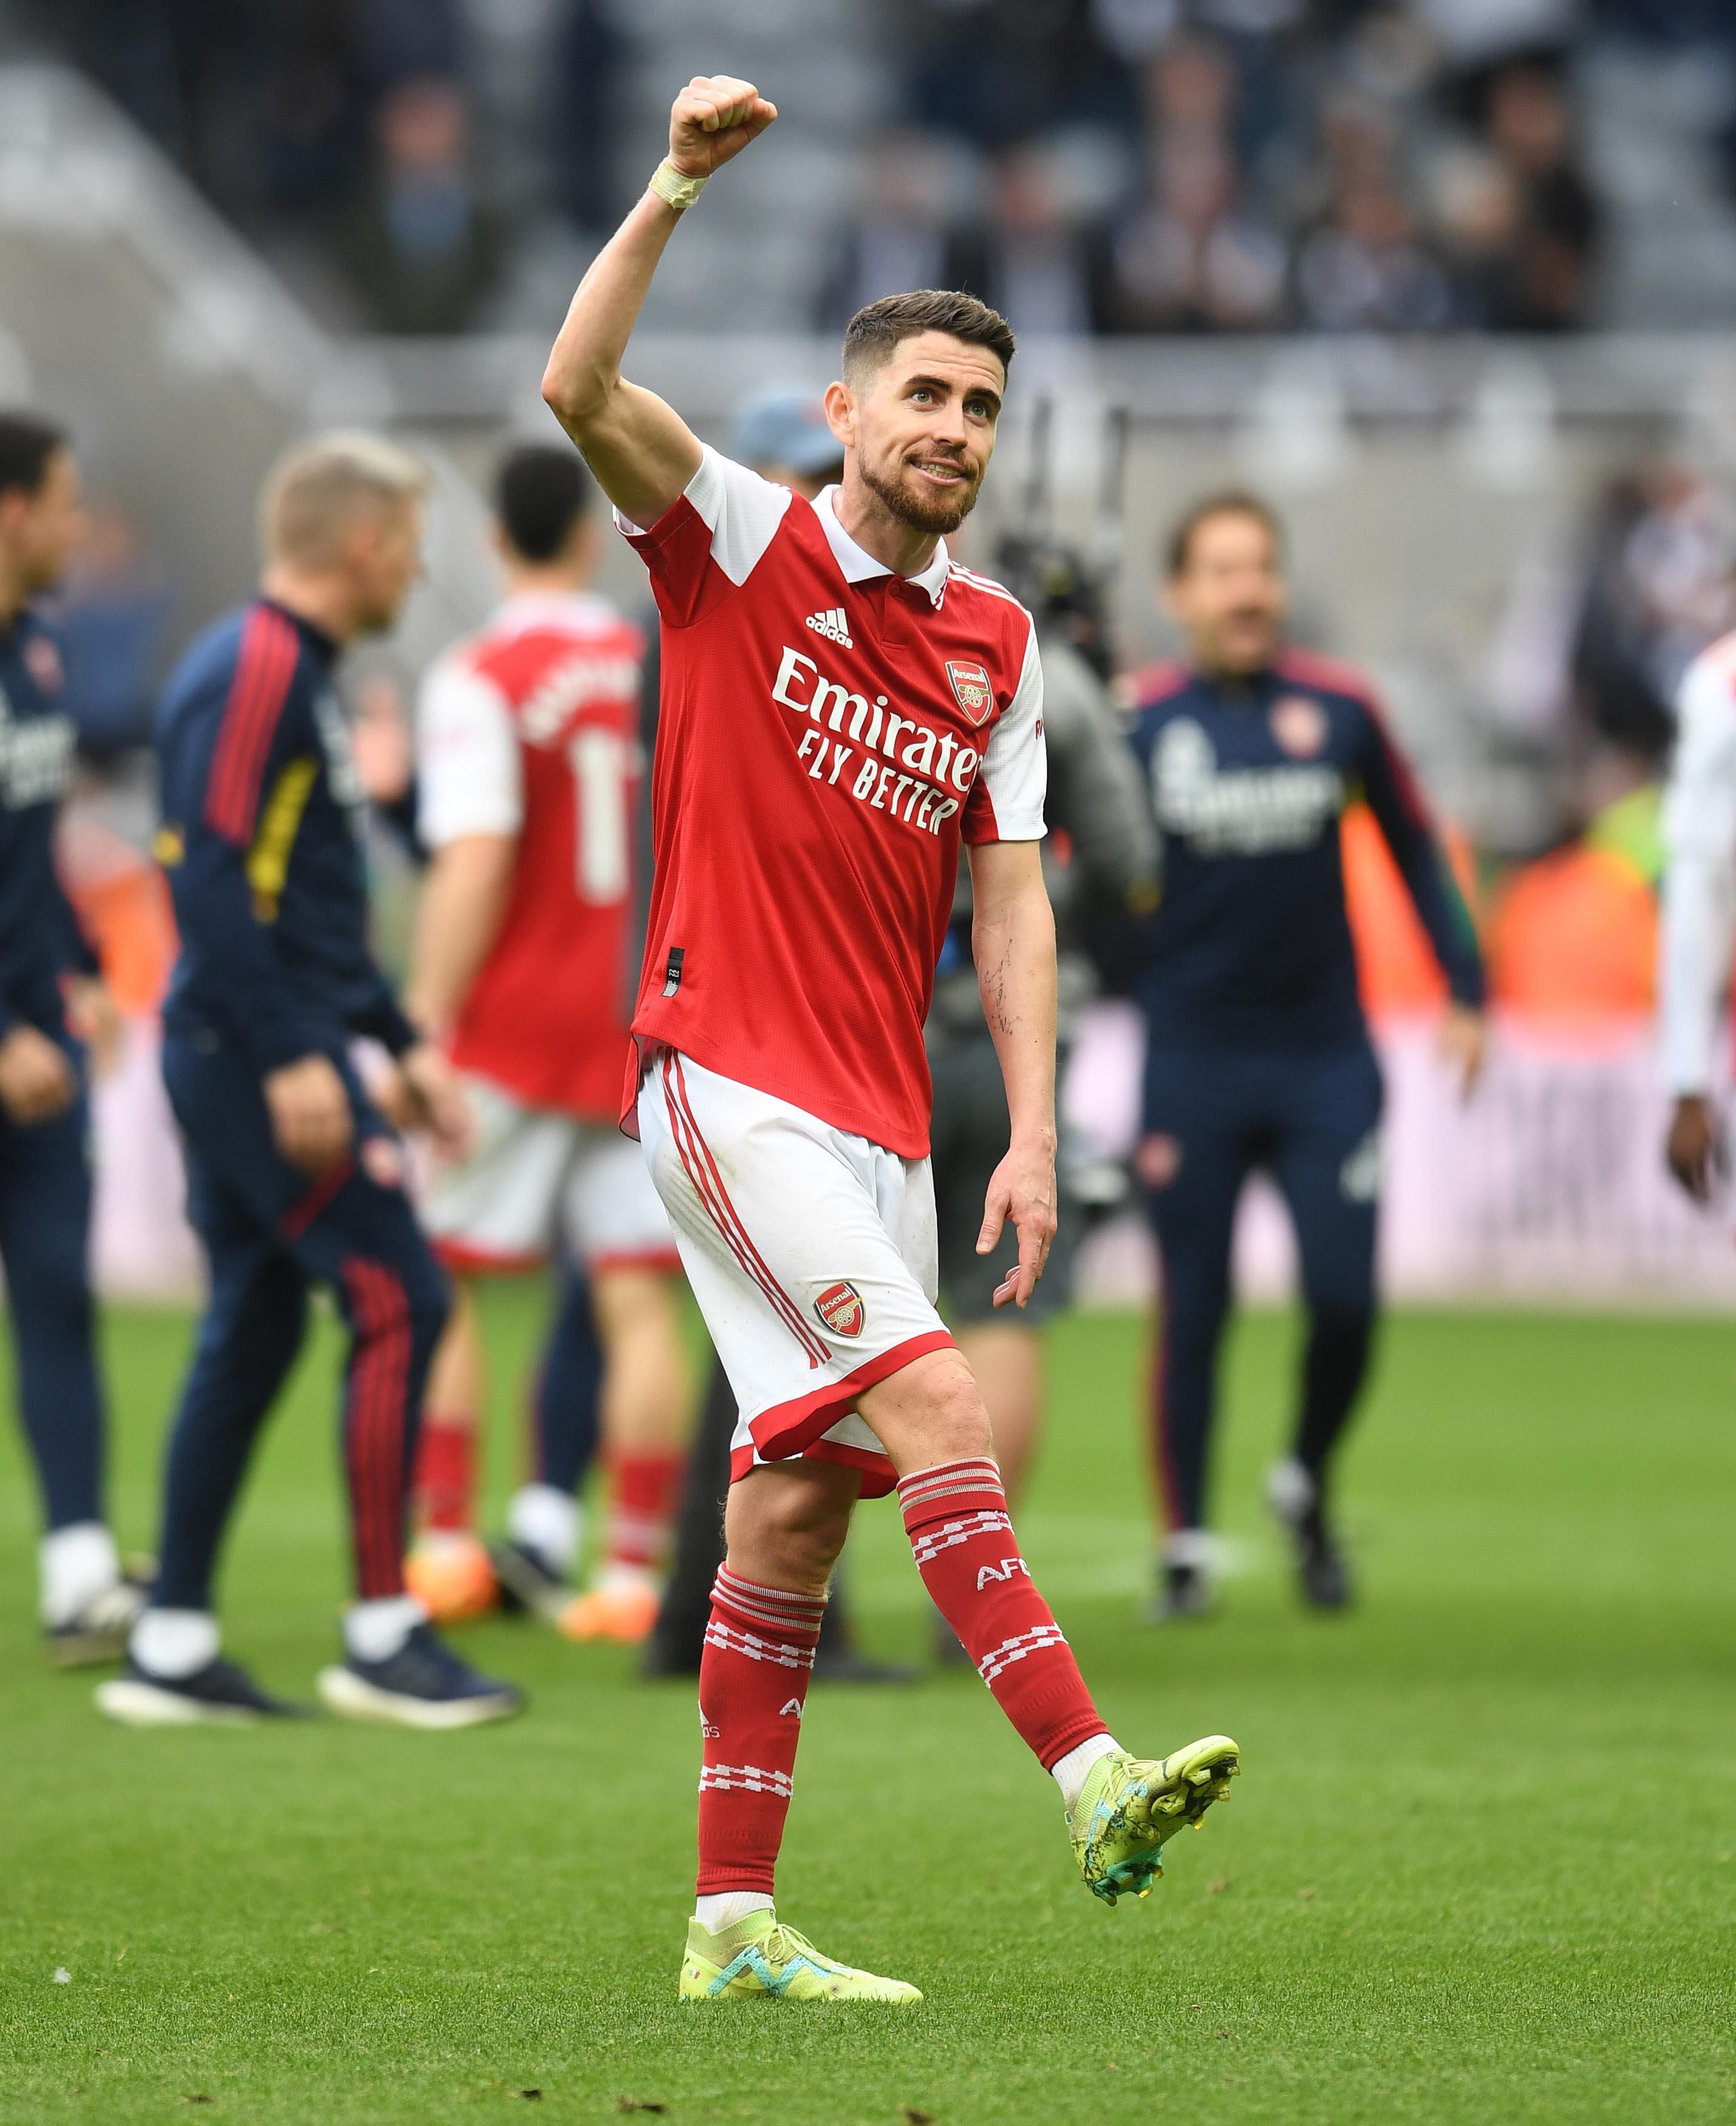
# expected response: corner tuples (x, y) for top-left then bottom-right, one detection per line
(977, 1622), (1069, 1685)
(704, 1620), (815, 1670)
(699, 1762), (794, 1796)
(910, 1509), (1015, 1568)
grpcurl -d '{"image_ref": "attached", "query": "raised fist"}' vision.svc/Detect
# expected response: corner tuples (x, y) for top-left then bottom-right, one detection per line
(667, 75), (777, 179)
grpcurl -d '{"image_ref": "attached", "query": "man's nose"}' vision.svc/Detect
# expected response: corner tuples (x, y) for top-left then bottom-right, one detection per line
(927, 399), (970, 448)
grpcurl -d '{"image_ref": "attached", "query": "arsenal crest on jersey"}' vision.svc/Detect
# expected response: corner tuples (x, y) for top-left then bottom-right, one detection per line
(814, 1280), (866, 1339)
(945, 659), (994, 727)
(1270, 694), (1328, 758)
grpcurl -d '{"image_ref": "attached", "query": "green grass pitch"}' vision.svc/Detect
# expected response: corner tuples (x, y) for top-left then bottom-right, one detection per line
(3, 1293), (1735, 2124)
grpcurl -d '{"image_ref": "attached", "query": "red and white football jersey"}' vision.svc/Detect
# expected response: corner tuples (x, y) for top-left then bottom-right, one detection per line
(416, 590), (644, 1120)
(618, 447), (1045, 1158)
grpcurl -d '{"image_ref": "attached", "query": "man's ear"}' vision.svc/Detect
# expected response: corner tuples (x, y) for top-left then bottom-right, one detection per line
(344, 510), (386, 572)
(1158, 575), (1184, 627)
(822, 379), (855, 453)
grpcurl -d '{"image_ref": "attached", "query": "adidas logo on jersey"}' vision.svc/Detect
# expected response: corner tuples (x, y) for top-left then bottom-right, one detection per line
(804, 606), (852, 649)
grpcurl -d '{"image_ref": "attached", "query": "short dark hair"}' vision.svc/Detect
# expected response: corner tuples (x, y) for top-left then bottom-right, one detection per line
(495, 444), (592, 562)
(843, 290), (1016, 383)
(0, 412), (68, 503)
(1165, 489), (1283, 577)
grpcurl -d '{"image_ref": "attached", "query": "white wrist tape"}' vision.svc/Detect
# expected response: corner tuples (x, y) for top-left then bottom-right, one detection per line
(649, 160), (709, 212)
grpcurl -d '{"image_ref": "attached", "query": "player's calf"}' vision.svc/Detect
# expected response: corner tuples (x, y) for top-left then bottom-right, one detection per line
(895, 1454), (1244, 1904)
(895, 1456), (1106, 1768)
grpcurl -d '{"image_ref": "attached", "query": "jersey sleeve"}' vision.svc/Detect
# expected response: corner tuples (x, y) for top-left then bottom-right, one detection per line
(963, 615), (1047, 844)
(415, 655), (522, 846)
(613, 445), (793, 629)
(1660, 644), (1736, 1092)
(1354, 691), (1484, 1008)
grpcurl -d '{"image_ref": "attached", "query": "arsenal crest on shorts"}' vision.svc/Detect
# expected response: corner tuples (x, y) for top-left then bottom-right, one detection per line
(945, 660), (994, 727)
(1270, 694), (1328, 757)
(814, 1280), (865, 1339)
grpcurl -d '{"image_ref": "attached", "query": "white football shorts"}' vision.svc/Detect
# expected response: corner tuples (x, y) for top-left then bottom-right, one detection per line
(424, 1072), (679, 1275)
(637, 1049), (955, 1498)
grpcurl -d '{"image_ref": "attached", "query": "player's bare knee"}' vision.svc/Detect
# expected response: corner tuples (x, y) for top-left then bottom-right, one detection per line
(725, 1466), (853, 1594)
(863, 1348), (994, 1468)
(921, 1373), (995, 1464)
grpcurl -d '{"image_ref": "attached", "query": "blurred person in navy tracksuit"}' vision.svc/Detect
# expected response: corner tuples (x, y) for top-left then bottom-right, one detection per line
(1124, 493), (1485, 1619)
(101, 434), (521, 1731)
(0, 411), (142, 1665)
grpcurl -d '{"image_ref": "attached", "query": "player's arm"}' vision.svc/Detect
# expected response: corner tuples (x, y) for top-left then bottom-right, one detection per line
(1355, 697), (1487, 1097)
(404, 835), (516, 1038)
(969, 837), (1060, 1310)
(1660, 655), (1736, 1203)
(541, 76), (776, 527)
(406, 655), (522, 1042)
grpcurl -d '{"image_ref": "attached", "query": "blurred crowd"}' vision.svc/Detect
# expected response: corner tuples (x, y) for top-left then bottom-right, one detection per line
(7, 0), (1736, 336)
(827, 0), (1615, 336)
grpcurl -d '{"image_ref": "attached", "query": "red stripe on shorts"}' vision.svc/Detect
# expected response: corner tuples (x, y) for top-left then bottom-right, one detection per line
(663, 1056), (829, 1368)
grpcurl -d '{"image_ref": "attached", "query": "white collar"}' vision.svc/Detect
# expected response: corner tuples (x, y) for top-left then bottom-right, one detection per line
(493, 588), (617, 633)
(813, 485), (950, 609)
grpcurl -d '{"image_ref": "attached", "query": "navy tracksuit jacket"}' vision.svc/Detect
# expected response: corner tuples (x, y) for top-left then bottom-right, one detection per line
(151, 598), (446, 1607)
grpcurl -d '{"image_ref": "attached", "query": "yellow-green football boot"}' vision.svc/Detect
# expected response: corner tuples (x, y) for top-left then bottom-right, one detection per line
(1069, 1736), (1241, 1905)
(678, 1910), (921, 2004)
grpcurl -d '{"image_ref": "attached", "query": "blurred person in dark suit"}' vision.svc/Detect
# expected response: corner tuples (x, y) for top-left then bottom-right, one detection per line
(1569, 462), (1736, 787)
(1105, 38), (1288, 333)
(1476, 57), (1601, 330)
(549, 0), (630, 239)
(949, 143), (1117, 339)
(1295, 95), (1451, 332)
(815, 133), (956, 337)
(335, 76), (504, 333)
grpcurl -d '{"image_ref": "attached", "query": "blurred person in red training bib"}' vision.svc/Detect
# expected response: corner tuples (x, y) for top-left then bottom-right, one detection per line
(539, 73), (1241, 2005)
(407, 445), (690, 1646)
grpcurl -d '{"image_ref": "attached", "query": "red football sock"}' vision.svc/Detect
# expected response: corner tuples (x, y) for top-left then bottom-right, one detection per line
(695, 1565), (825, 1896)
(606, 1449), (686, 1573)
(899, 1458), (1107, 1770)
(415, 1416), (476, 1535)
